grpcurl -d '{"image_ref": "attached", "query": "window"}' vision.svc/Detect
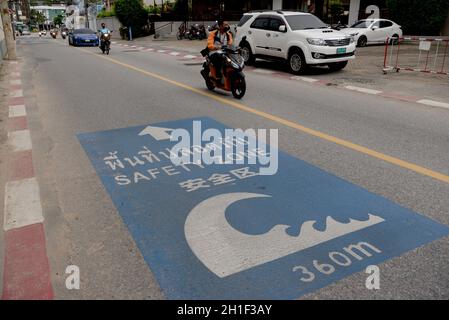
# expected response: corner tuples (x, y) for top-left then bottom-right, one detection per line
(238, 15), (253, 27)
(380, 21), (393, 28)
(250, 17), (271, 30)
(350, 20), (375, 28)
(285, 15), (327, 31)
(269, 18), (285, 32)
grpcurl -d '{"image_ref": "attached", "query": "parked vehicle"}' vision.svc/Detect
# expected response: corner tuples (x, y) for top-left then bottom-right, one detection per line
(200, 45), (246, 99)
(68, 29), (99, 47)
(187, 24), (207, 40)
(39, 30), (47, 37)
(339, 19), (402, 47)
(235, 11), (356, 74)
(177, 21), (188, 40)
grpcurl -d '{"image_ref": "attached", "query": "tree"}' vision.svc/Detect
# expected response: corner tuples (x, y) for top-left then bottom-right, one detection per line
(115, 0), (148, 37)
(387, 0), (449, 35)
(329, 0), (344, 24)
(31, 9), (46, 25)
(53, 13), (64, 26)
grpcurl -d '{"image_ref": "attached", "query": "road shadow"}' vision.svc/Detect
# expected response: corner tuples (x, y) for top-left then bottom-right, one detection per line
(251, 59), (343, 76)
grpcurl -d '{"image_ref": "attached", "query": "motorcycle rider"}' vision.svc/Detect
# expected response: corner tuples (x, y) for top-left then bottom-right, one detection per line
(207, 19), (233, 83)
(99, 23), (111, 51)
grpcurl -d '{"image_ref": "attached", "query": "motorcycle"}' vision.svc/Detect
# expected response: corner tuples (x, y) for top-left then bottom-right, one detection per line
(100, 32), (111, 55)
(200, 45), (246, 99)
(176, 22), (188, 40)
(61, 30), (67, 39)
(50, 30), (57, 39)
(187, 24), (207, 40)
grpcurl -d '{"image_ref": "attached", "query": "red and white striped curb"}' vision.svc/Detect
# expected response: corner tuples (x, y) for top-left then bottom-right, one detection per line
(2, 61), (54, 300)
(112, 41), (449, 110)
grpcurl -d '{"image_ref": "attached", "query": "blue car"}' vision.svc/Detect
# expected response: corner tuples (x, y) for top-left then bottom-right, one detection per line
(68, 28), (99, 47)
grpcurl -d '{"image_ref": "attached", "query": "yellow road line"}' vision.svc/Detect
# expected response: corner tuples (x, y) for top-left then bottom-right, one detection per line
(78, 47), (449, 185)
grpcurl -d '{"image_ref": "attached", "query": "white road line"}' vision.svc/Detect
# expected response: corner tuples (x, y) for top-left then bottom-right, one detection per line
(4, 178), (44, 231)
(183, 55), (197, 59)
(7, 130), (32, 152)
(9, 79), (22, 85)
(290, 76), (319, 83)
(9, 89), (24, 98)
(157, 50), (167, 53)
(112, 41), (117, 44)
(170, 51), (180, 56)
(8, 105), (26, 118)
(137, 47), (145, 50)
(417, 99), (449, 109)
(10, 61), (18, 65)
(146, 48), (154, 51)
(345, 86), (382, 95)
(252, 69), (275, 74)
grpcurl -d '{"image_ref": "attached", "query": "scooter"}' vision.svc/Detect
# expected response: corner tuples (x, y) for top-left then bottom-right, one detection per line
(61, 30), (67, 39)
(50, 30), (57, 39)
(200, 45), (246, 99)
(100, 32), (111, 55)
(187, 24), (207, 40)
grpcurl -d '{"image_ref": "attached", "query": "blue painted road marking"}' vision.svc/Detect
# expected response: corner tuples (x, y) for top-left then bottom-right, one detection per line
(78, 117), (449, 299)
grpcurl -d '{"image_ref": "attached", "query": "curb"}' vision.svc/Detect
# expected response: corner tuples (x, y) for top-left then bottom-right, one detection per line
(1, 61), (54, 300)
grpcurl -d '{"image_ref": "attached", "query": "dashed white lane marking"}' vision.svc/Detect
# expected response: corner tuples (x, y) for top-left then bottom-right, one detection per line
(9, 79), (22, 85)
(7, 130), (32, 152)
(9, 89), (24, 98)
(170, 51), (180, 56)
(183, 55), (197, 59)
(417, 99), (449, 110)
(4, 178), (44, 231)
(345, 86), (382, 95)
(131, 45), (136, 48)
(112, 41), (117, 44)
(252, 69), (276, 74)
(8, 105), (26, 118)
(290, 76), (319, 83)
(10, 61), (18, 65)
(146, 48), (154, 51)
(157, 50), (167, 53)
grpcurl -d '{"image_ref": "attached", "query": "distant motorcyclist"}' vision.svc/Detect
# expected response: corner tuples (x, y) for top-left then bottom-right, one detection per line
(99, 23), (111, 51)
(207, 19), (233, 83)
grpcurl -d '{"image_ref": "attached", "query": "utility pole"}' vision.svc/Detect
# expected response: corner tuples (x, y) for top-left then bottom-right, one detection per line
(1, 0), (18, 59)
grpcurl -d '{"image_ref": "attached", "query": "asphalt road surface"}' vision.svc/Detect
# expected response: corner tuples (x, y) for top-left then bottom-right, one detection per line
(3, 35), (449, 300)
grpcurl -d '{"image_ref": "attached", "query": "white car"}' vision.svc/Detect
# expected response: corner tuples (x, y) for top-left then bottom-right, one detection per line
(340, 19), (402, 47)
(235, 11), (356, 74)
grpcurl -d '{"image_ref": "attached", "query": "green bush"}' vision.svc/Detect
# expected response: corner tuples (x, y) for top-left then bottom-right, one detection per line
(387, 0), (449, 35)
(97, 6), (116, 18)
(115, 0), (148, 37)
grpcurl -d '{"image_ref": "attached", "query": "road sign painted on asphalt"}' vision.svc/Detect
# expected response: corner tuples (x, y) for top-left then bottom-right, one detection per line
(78, 117), (449, 299)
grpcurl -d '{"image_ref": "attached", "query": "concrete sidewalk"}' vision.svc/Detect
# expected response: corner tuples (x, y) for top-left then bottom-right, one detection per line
(120, 36), (449, 107)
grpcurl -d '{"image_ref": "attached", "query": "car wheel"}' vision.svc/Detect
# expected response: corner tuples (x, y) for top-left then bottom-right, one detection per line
(240, 42), (255, 66)
(288, 48), (307, 75)
(328, 61), (348, 72)
(357, 36), (367, 47)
